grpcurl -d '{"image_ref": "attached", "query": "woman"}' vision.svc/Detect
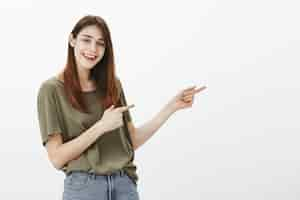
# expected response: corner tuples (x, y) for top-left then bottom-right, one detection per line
(37, 15), (206, 200)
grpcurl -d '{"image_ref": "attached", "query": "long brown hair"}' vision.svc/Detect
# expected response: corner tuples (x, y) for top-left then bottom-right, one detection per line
(59, 15), (121, 113)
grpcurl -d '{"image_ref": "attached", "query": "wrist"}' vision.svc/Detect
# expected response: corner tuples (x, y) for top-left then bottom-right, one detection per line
(164, 103), (177, 115)
(92, 120), (108, 137)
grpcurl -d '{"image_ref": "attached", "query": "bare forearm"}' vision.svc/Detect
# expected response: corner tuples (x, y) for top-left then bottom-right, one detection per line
(53, 122), (106, 169)
(134, 103), (176, 149)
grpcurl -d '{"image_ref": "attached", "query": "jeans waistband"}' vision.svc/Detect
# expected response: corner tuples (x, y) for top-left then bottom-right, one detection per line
(68, 169), (126, 178)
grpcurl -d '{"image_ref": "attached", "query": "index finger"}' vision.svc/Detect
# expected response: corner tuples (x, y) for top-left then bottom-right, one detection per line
(116, 104), (135, 113)
(193, 86), (207, 94)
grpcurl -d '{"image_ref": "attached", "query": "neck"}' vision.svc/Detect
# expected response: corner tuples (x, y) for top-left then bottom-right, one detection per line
(77, 67), (92, 86)
(57, 67), (96, 90)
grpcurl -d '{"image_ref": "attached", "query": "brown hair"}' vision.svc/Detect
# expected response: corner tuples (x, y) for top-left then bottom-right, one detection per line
(59, 15), (121, 113)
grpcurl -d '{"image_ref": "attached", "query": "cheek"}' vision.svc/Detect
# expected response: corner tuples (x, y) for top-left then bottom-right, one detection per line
(73, 47), (83, 59)
(100, 50), (105, 57)
(97, 50), (105, 60)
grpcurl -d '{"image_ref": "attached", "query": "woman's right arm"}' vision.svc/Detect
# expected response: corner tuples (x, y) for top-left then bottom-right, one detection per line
(45, 104), (134, 170)
(45, 121), (106, 170)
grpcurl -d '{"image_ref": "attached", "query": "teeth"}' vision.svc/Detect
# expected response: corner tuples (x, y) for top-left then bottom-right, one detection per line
(83, 53), (96, 59)
(83, 54), (96, 61)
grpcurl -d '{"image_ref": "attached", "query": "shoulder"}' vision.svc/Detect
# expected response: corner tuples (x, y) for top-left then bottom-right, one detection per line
(38, 77), (61, 99)
(115, 76), (123, 91)
(115, 76), (121, 85)
(115, 76), (125, 90)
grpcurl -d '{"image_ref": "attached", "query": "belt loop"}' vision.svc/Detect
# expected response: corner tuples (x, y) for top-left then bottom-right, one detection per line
(89, 171), (95, 180)
(87, 170), (94, 180)
(67, 171), (73, 177)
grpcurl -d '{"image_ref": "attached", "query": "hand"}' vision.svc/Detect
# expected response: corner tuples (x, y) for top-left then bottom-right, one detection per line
(98, 104), (135, 133)
(167, 85), (207, 112)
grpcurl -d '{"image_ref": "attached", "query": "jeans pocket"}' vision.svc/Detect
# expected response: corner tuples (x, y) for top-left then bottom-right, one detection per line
(64, 172), (90, 191)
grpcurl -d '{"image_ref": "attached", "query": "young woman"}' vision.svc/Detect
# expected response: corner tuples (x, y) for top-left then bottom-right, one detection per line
(37, 15), (206, 200)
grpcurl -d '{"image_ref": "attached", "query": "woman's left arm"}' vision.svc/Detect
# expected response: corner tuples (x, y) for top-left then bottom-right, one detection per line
(127, 85), (207, 151)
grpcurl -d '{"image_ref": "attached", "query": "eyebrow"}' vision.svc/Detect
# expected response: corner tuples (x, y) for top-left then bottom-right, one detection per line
(80, 34), (104, 41)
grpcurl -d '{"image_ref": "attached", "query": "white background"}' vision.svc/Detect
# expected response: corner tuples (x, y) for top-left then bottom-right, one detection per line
(0, 0), (299, 199)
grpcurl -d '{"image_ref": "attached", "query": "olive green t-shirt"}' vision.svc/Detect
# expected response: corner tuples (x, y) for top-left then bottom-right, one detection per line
(37, 76), (138, 184)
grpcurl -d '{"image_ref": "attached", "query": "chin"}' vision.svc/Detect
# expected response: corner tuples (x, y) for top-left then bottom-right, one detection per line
(78, 63), (94, 70)
(85, 65), (96, 70)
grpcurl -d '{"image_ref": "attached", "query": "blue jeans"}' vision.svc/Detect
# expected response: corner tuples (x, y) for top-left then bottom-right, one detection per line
(63, 169), (139, 200)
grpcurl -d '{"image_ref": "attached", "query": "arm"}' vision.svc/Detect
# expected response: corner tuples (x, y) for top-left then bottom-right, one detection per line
(127, 103), (176, 151)
(46, 104), (133, 170)
(46, 121), (107, 170)
(127, 85), (206, 151)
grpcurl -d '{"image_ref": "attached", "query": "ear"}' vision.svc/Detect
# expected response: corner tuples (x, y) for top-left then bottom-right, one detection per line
(69, 33), (76, 47)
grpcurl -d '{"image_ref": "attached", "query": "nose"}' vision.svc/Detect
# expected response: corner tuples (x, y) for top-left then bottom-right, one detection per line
(90, 41), (97, 52)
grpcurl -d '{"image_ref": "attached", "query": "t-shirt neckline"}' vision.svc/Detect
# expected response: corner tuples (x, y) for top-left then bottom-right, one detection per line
(53, 76), (97, 94)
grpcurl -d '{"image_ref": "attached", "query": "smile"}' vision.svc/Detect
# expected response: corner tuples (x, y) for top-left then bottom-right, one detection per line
(82, 53), (97, 61)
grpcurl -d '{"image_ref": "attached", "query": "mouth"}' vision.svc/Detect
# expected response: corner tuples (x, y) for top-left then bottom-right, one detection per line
(82, 53), (97, 62)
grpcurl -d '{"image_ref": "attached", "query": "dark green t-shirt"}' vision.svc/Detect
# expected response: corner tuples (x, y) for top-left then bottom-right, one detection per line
(37, 76), (138, 184)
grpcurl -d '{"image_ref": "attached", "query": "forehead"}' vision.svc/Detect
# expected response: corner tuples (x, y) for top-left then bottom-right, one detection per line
(78, 25), (104, 39)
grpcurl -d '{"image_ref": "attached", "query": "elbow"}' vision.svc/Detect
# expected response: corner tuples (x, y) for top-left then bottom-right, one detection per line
(48, 152), (64, 170)
(132, 145), (138, 151)
(52, 159), (63, 170)
(132, 140), (140, 151)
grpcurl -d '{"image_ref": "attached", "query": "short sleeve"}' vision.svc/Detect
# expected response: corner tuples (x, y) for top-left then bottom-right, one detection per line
(37, 82), (64, 147)
(118, 79), (133, 123)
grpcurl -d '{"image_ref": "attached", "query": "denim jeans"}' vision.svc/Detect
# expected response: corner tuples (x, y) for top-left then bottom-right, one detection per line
(63, 169), (139, 200)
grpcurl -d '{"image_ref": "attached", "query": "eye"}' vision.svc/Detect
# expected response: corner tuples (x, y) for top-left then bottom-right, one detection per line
(97, 42), (105, 46)
(81, 39), (90, 43)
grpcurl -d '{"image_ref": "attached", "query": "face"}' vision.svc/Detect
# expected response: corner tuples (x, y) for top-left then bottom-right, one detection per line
(69, 25), (106, 71)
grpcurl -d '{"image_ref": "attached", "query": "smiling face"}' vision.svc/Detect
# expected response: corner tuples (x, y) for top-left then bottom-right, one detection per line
(69, 25), (106, 71)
